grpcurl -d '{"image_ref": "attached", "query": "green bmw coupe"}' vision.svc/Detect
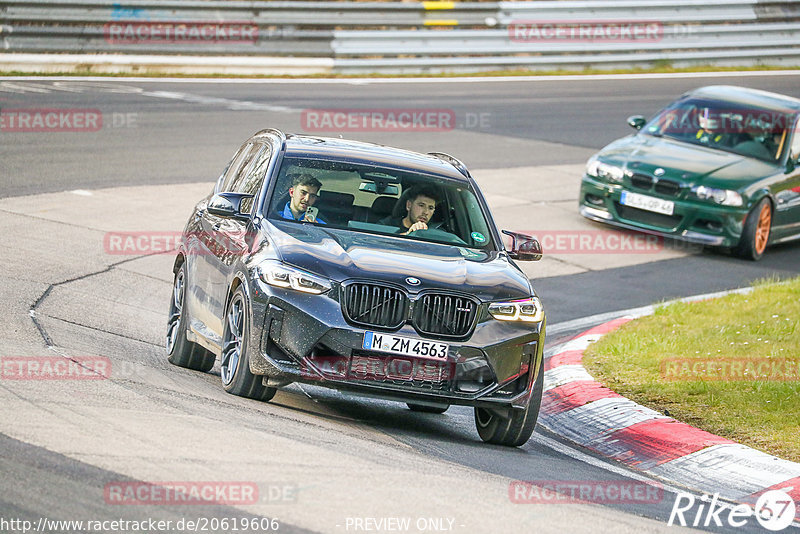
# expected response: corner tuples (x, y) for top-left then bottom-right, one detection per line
(579, 85), (800, 260)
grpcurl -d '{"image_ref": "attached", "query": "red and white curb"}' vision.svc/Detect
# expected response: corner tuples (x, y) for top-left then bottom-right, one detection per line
(540, 316), (800, 521)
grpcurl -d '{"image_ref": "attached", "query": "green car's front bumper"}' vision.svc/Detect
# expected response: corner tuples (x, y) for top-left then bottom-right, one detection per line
(579, 174), (750, 248)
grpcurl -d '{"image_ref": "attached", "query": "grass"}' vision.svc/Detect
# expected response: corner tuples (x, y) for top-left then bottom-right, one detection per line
(583, 276), (800, 462)
(1, 64), (799, 79)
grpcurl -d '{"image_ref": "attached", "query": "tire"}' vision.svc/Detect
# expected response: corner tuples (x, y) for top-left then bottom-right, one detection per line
(166, 264), (215, 372)
(474, 355), (544, 447)
(220, 286), (276, 402)
(407, 403), (449, 414)
(735, 198), (772, 261)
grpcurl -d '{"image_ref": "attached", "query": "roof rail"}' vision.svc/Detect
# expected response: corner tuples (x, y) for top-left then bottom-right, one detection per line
(253, 128), (287, 142)
(428, 152), (471, 179)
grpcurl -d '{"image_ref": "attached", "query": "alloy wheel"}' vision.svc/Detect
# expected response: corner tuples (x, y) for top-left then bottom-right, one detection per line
(220, 295), (244, 386)
(165, 270), (184, 354)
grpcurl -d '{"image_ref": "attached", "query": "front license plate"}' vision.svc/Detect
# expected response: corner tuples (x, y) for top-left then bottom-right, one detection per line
(362, 331), (449, 360)
(620, 191), (675, 215)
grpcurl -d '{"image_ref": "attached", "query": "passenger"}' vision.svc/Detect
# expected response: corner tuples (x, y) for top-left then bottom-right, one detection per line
(380, 185), (439, 235)
(280, 174), (326, 224)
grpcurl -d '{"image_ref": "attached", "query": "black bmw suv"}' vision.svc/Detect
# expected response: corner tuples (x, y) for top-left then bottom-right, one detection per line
(166, 129), (546, 446)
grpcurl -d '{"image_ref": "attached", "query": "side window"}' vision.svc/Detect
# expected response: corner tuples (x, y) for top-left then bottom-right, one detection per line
(216, 144), (248, 192)
(220, 143), (260, 193)
(235, 145), (273, 214)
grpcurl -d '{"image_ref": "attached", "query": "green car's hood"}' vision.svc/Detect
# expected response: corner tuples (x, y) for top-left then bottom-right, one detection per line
(600, 134), (780, 189)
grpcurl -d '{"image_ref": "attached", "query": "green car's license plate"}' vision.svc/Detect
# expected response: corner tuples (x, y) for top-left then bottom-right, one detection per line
(621, 190), (675, 215)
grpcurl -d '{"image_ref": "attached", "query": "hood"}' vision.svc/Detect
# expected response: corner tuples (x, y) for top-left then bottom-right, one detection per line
(599, 135), (780, 189)
(264, 220), (532, 302)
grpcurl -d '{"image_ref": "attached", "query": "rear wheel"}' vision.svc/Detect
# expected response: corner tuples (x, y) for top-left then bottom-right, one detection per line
(220, 287), (276, 402)
(735, 198), (772, 261)
(474, 356), (543, 447)
(407, 403), (449, 414)
(166, 264), (215, 372)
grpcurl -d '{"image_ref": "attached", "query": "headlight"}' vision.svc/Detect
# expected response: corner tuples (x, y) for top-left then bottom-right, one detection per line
(258, 261), (331, 294)
(488, 297), (544, 323)
(586, 158), (625, 183)
(691, 186), (743, 207)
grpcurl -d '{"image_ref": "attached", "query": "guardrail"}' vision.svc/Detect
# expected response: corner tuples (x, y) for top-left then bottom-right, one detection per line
(1, 0), (800, 74)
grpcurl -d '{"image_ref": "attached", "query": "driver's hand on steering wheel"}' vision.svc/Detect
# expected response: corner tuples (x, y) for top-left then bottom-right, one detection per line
(404, 221), (428, 234)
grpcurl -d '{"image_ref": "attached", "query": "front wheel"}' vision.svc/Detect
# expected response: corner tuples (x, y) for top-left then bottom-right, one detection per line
(734, 198), (772, 261)
(474, 356), (543, 446)
(220, 287), (276, 402)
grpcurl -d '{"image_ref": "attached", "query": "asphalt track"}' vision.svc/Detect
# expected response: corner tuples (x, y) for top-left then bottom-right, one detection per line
(1, 73), (799, 533)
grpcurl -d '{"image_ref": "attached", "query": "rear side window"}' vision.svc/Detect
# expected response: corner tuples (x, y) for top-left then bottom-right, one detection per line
(234, 145), (272, 214)
(219, 143), (261, 193)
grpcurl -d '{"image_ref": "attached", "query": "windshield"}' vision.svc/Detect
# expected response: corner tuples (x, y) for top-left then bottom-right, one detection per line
(642, 97), (796, 163)
(266, 156), (496, 249)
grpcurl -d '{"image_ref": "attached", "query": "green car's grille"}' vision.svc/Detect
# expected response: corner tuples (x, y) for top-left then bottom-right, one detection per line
(631, 173), (654, 190)
(630, 173), (682, 198)
(614, 202), (683, 229)
(654, 180), (682, 197)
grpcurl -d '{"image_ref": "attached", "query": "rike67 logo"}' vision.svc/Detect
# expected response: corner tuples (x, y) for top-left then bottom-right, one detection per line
(668, 490), (796, 531)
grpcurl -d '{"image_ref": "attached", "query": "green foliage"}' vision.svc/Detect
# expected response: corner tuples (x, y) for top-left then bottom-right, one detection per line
(584, 277), (800, 461)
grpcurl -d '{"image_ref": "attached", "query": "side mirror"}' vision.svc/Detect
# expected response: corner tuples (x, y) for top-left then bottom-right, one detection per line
(207, 192), (254, 220)
(787, 150), (799, 173)
(502, 230), (542, 262)
(627, 115), (647, 130)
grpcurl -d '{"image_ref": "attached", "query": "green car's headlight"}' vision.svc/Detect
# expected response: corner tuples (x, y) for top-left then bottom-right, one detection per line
(488, 297), (544, 323)
(258, 261), (331, 294)
(586, 158), (625, 183)
(691, 186), (743, 207)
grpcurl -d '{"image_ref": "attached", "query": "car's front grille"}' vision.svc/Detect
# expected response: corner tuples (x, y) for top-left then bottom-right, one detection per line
(341, 283), (479, 338)
(654, 179), (682, 197)
(631, 173), (654, 190)
(615, 202), (683, 229)
(341, 282), (407, 329)
(414, 293), (478, 338)
(350, 352), (453, 391)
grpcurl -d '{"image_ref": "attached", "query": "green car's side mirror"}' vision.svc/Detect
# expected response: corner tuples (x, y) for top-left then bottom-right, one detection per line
(627, 115), (647, 130)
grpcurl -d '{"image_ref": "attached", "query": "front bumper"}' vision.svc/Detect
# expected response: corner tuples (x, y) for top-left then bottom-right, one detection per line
(579, 175), (749, 248)
(247, 279), (544, 410)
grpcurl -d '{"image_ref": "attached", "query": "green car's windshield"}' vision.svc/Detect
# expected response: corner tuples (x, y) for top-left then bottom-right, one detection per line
(642, 97), (796, 163)
(267, 156), (495, 250)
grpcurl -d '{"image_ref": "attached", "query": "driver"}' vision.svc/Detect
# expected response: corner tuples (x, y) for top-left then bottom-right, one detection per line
(280, 174), (326, 224)
(695, 107), (730, 146)
(381, 185), (439, 235)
